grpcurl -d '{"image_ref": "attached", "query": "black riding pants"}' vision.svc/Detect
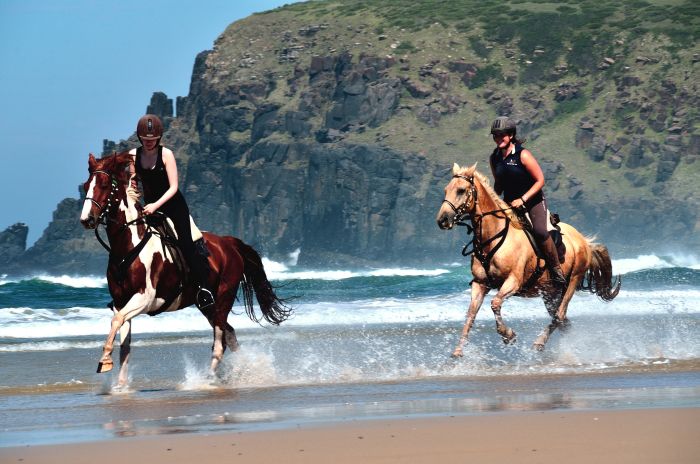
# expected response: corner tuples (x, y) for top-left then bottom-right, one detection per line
(527, 198), (550, 245)
(159, 198), (205, 284)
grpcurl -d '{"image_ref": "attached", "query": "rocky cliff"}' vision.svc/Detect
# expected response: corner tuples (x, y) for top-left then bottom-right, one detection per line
(4, 0), (699, 274)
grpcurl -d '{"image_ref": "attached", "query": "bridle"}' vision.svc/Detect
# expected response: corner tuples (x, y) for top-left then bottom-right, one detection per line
(85, 170), (119, 226)
(85, 168), (150, 254)
(442, 174), (515, 286)
(441, 175), (478, 224)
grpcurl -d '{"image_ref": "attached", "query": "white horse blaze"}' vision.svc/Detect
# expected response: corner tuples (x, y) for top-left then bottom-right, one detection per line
(80, 178), (97, 221)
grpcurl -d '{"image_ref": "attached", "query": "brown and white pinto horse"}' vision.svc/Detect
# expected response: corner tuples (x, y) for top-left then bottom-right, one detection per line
(436, 163), (620, 356)
(80, 152), (291, 386)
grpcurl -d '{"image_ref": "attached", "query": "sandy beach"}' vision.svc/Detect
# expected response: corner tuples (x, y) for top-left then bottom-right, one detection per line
(2, 408), (697, 464)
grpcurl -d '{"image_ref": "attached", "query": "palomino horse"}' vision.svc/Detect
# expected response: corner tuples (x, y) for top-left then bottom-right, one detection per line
(80, 152), (291, 386)
(436, 163), (620, 356)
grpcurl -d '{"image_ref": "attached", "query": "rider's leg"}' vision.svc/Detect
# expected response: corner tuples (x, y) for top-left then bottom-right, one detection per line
(166, 205), (215, 310)
(529, 199), (566, 288)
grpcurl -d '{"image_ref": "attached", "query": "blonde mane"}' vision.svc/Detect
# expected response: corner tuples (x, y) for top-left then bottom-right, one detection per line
(453, 163), (524, 228)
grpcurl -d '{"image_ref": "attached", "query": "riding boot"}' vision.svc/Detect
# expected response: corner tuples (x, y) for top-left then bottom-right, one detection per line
(541, 236), (567, 295)
(191, 242), (215, 311)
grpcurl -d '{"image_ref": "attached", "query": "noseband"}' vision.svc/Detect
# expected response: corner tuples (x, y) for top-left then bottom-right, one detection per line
(442, 175), (477, 223)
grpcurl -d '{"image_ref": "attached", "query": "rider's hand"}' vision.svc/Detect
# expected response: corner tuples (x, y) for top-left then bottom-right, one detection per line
(511, 198), (525, 209)
(143, 203), (158, 215)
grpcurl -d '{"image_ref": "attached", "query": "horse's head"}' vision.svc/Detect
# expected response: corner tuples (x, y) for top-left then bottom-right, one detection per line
(436, 162), (478, 230)
(80, 152), (131, 229)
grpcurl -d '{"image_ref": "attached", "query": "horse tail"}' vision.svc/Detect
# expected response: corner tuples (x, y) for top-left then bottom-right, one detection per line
(580, 241), (621, 301)
(236, 240), (293, 325)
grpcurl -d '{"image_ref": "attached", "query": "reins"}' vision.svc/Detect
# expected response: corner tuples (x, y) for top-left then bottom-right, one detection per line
(446, 173), (546, 290)
(445, 174), (514, 285)
(86, 169), (157, 280)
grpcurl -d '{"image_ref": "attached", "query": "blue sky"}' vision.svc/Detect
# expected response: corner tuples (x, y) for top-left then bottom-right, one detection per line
(0, 0), (301, 246)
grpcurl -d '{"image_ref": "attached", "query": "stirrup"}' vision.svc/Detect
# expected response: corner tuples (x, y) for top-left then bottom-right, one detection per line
(196, 287), (215, 310)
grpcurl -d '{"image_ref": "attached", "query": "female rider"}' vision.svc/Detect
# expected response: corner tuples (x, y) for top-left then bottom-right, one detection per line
(129, 114), (215, 310)
(488, 116), (567, 291)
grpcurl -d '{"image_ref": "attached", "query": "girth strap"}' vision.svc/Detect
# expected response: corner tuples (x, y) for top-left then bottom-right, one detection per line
(110, 231), (153, 282)
(460, 212), (510, 285)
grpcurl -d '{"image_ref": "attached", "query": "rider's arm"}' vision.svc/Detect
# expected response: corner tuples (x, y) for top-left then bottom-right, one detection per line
(150, 148), (179, 211)
(519, 149), (545, 203)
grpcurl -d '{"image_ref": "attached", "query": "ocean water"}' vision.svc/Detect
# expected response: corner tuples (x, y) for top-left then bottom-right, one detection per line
(1, 253), (699, 445)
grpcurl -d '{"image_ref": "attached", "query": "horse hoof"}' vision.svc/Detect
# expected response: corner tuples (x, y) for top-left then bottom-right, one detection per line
(559, 318), (572, 332)
(97, 361), (113, 373)
(451, 351), (464, 358)
(533, 343), (545, 351)
(501, 330), (517, 345)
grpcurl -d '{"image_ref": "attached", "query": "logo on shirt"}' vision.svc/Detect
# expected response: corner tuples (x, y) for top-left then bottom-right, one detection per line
(506, 159), (518, 166)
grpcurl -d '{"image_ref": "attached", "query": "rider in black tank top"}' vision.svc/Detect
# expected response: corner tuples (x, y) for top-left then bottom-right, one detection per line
(488, 116), (566, 292)
(490, 144), (543, 209)
(135, 146), (187, 214)
(131, 114), (215, 310)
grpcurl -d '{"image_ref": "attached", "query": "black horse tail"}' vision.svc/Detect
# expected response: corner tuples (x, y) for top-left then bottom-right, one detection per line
(236, 239), (293, 325)
(580, 241), (621, 301)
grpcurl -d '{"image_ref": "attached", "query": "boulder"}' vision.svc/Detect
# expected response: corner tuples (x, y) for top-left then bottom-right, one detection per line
(415, 105), (442, 127)
(402, 78), (432, 98)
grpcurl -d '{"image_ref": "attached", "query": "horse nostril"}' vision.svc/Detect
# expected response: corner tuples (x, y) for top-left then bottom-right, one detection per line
(82, 217), (95, 229)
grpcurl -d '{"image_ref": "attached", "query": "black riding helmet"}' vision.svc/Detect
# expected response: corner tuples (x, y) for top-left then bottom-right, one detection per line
(490, 116), (516, 136)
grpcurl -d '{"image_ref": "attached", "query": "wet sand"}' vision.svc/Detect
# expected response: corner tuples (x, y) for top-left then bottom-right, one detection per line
(2, 408), (697, 464)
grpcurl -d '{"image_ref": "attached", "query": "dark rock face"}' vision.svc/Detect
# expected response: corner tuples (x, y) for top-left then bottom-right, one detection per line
(326, 75), (401, 130)
(8, 11), (700, 274)
(18, 198), (107, 275)
(0, 223), (28, 269)
(147, 92), (174, 118)
(184, 140), (460, 266)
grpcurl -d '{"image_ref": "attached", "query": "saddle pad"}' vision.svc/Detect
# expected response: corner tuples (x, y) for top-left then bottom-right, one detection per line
(165, 215), (203, 242)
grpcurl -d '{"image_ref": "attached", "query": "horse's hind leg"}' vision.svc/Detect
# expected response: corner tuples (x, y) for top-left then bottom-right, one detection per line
(491, 276), (520, 344)
(555, 273), (582, 326)
(224, 323), (239, 352)
(207, 285), (239, 374)
(452, 281), (488, 357)
(533, 274), (582, 351)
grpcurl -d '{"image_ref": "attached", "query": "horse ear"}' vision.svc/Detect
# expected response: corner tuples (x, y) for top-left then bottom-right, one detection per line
(88, 153), (97, 171)
(452, 163), (461, 175)
(466, 162), (478, 175)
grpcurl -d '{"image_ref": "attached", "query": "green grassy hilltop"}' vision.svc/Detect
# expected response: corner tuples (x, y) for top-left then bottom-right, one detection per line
(198, 0), (699, 207)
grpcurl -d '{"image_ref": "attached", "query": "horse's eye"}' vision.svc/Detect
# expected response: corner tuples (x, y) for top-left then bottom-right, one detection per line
(456, 188), (466, 196)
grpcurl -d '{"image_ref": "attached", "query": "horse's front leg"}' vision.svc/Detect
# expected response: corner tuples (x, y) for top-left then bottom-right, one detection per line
(491, 275), (521, 344)
(452, 281), (489, 357)
(117, 319), (132, 386)
(97, 294), (150, 373)
(97, 312), (124, 373)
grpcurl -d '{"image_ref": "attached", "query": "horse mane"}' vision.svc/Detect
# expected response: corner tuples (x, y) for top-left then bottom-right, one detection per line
(94, 151), (132, 184)
(455, 164), (524, 228)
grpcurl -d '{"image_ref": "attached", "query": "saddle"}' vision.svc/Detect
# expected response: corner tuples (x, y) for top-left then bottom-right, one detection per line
(144, 213), (210, 315)
(518, 209), (566, 263)
(146, 213), (207, 272)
